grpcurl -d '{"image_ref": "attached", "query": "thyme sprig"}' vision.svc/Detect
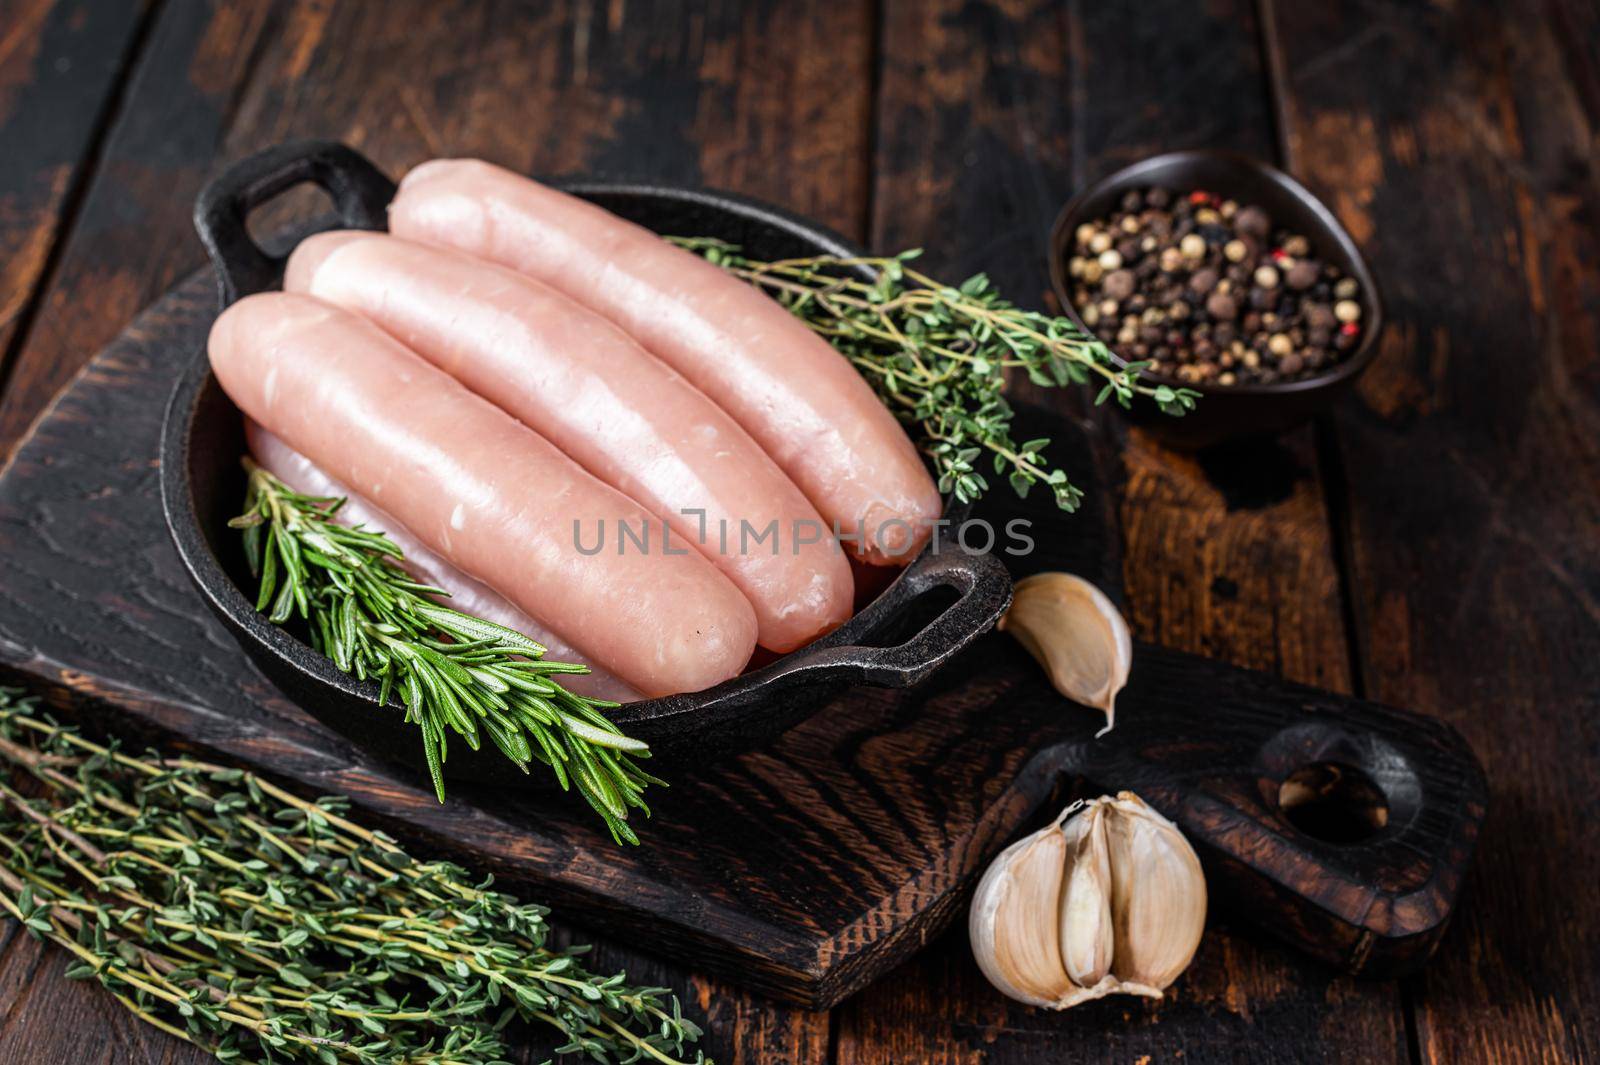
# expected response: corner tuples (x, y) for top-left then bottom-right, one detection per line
(230, 464), (659, 843)
(673, 239), (1198, 512)
(0, 688), (708, 1063)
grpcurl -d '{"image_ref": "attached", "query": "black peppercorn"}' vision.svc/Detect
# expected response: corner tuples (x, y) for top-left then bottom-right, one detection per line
(1103, 269), (1137, 301)
(1067, 185), (1364, 386)
(1286, 261), (1319, 290)
(1235, 205), (1271, 239)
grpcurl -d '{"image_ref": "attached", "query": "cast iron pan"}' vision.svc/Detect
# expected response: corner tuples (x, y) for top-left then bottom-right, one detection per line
(160, 140), (1012, 785)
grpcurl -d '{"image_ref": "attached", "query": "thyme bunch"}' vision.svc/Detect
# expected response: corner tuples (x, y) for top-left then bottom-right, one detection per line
(0, 689), (708, 1063)
(673, 239), (1199, 512)
(231, 464), (659, 843)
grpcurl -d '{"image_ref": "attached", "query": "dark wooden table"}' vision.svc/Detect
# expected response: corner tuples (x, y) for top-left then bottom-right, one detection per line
(0, 1), (1595, 1062)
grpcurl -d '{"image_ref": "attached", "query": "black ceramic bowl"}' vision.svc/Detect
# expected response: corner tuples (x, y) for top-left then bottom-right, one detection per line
(1049, 150), (1383, 449)
(159, 141), (1012, 787)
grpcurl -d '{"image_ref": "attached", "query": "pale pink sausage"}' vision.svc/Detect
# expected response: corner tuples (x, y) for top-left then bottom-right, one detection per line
(284, 231), (853, 652)
(208, 292), (756, 697)
(245, 421), (642, 703)
(388, 159), (943, 565)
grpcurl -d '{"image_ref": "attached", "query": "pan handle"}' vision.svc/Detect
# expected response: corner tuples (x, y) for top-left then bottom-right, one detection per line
(793, 547), (1014, 688)
(193, 140), (396, 307)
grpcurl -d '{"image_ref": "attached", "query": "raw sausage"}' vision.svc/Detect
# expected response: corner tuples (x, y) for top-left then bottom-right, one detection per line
(208, 292), (757, 697)
(388, 159), (943, 565)
(246, 421), (642, 703)
(284, 231), (852, 651)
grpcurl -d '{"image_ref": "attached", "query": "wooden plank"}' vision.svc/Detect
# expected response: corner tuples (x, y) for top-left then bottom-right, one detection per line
(838, 0), (1407, 1060)
(0, 0), (875, 1059)
(0, 0), (277, 459)
(1267, 1), (1600, 1062)
(0, 923), (207, 1064)
(0, 4), (200, 1061)
(0, 308), (1484, 1054)
(0, 0), (149, 413)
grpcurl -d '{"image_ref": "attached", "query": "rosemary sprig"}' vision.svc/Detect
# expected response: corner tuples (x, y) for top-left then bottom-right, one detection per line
(0, 688), (708, 1064)
(230, 463), (659, 843)
(672, 239), (1199, 512)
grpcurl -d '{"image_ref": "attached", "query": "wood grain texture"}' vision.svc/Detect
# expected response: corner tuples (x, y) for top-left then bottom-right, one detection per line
(0, 270), (1484, 1029)
(0, 273), (1115, 1008)
(0, 0), (278, 460)
(0, 0), (874, 1059)
(0, 240), (1485, 1034)
(0, 0), (149, 394)
(837, 0), (1406, 1061)
(1268, 1), (1600, 1062)
(0, 0), (1576, 1062)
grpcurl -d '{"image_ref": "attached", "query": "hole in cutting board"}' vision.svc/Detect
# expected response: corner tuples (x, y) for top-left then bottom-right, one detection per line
(1277, 761), (1389, 844)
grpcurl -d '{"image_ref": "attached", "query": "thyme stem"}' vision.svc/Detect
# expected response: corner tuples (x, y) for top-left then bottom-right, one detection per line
(0, 688), (709, 1064)
(672, 238), (1199, 512)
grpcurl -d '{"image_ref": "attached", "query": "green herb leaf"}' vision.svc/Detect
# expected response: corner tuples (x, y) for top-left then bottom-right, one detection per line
(231, 465), (655, 843)
(0, 688), (709, 1065)
(670, 237), (1199, 511)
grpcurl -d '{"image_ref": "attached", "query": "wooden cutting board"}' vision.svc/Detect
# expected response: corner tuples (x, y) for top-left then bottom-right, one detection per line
(0, 268), (1485, 1008)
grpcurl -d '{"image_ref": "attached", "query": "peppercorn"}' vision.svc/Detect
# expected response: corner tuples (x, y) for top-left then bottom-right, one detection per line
(1286, 261), (1319, 290)
(1102, 269), (1137, 301)
(1067, 185), (1365, 386)
(1205, 292), (1238, 320)
(1189, 268), (1219, 295)
(1235, 205), (1270, 239)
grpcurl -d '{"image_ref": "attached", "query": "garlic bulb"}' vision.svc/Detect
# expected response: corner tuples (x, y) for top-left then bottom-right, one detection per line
(969, 792), (1206, 1009)
(997, 572), (1131, 736)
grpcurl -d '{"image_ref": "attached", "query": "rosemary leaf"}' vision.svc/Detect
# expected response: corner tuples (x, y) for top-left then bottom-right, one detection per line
(233, 463), (655, 844)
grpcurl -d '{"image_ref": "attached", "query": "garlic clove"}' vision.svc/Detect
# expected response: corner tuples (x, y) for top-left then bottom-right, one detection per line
(1057, 803), (1113, 987)
(1102, 792), (1207, 992)
(969, 826), (1074, 1007)
(997, 572), (1132, 736)
(970, 792), (1208, 1011)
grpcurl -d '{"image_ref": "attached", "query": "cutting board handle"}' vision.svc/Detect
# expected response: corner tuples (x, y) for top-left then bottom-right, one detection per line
(194, 140), (396, 306)
(1016, 642), (1487, 977)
